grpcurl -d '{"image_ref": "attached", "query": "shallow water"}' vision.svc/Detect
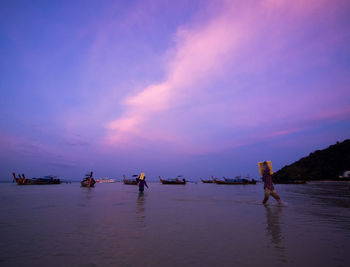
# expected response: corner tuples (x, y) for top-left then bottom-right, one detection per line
(0, 181), (349, 266)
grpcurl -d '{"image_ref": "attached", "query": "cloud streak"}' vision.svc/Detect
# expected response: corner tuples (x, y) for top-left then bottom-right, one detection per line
(106, 2), (247, 145)
(105, 0), (350, 154)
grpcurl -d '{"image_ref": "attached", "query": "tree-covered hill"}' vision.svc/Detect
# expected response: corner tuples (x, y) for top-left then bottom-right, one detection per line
(273, 139), (350, 182)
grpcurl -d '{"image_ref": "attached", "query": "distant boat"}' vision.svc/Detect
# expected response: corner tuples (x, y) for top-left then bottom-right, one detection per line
(96, 178), (116, 183)
(212, 176), (256, 185)
(123, 174), (138, 185)
(159, 176), (186, 185)
(213, 177), (246, 185)
(81, 172), (96, 187)
(200, 178), (213, 183)
(12, 173), (60, 185)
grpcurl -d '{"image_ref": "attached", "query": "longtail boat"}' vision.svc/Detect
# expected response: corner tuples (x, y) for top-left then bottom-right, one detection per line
(213, 177), (247, 185)
(159, 176), (186, 184)
(212, 176), (256, 185)
(200, 178), (213, 183)
(12, 173), (60, 185)
(123, 174), (138, 185)
(81, 172), (96, 187)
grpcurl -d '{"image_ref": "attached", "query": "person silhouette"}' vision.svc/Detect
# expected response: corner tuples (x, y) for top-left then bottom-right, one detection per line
(261, 161), (281, 204)
(137, 175), (148, 192)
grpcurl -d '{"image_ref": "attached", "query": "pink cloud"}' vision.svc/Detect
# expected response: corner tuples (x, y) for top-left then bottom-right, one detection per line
(104, 0), (350, 154)
(105, 3), (248, 145)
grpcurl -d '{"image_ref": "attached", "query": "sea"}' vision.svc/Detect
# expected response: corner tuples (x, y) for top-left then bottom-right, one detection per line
(0, 180), (349, 267)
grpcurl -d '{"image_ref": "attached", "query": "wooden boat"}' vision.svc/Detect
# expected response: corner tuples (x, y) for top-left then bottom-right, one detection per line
(123, 174), (138, 185)
(12, 173), (60, 185)
(159, 176), (186, 184)
(200, 178), (213, 183)
(213, 177), (247, 185)
(212, 176), (257, 185)
(81, 172), (96, 187)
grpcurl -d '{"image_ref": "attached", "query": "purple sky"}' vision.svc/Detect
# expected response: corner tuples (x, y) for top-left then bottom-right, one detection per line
(1, 0), (350, 180)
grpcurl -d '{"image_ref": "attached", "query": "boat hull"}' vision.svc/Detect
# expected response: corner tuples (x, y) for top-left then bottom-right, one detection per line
(123, 180), (138, 185)
(17, 179), (61, 185)
(80, 172), (96, 187)
(12, 173), (60, 185)
(159, 177), (186, 184)
(81, 179), (96, 187)
(200, 179), (213, 183)
(214, 180), (247, 185)
(212, 177), (257, 185)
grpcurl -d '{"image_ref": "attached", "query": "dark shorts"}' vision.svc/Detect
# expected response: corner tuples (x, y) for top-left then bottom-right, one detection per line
(139, 187), (144, 192)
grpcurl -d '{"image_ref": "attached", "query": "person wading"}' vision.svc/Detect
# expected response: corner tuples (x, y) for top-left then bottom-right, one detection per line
(261, 161), (281, 204)
(137, 173), (148, 193)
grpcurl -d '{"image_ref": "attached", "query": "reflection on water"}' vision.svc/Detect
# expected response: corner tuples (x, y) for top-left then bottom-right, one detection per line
(265, 205), (284, 247)
(79, 187), (94, 206)
(264, 205), (287, 264)
(137, 191), (146, 227)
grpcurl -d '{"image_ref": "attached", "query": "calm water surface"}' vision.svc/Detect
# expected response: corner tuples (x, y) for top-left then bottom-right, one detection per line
(1, 181), (350, 267)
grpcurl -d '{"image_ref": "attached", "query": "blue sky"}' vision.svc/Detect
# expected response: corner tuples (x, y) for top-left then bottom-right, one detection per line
(1, 0), (350, 180)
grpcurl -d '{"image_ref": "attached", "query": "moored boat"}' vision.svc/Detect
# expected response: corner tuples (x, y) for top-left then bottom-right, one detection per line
(12, 173), (60, 185)
(159, 176), (186, 184)
(212, 175), (256, 185)
(212, 176), (256, 185)
(200, 178), (213, 183)
(81, 172), (96, 187)
(213, 177), (247, 185)
(123, 174), (138, 185)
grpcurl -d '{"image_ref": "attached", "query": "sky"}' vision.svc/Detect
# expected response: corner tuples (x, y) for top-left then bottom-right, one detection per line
(1, 0), (350, 180)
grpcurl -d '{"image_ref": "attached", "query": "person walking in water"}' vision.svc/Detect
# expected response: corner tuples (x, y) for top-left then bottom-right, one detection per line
(137, 173), (148, 192)
(261, 161), (281, 204)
